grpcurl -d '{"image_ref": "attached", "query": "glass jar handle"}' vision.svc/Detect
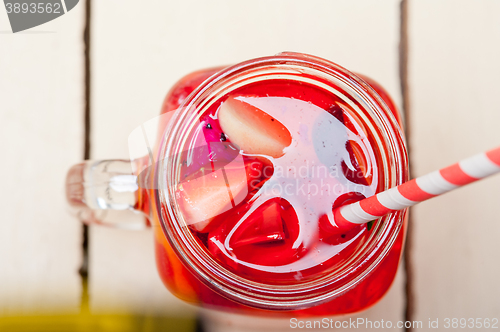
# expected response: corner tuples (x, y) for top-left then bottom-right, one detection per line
(65, 159), (150, 229)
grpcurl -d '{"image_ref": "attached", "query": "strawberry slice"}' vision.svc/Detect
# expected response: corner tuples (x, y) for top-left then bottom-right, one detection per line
(245, 159), (267, 192)
(208, 199), (305, 268)
(229, 200), (284, 248)
(325, 104), (346, 124)
(319, 192), (366, 242)
(177, 157), (249, 232)
(232, 200), (303, 267)
(326, 104), (370, 186)
(218, 96), (292, 158)
(342, 140), (371, 186)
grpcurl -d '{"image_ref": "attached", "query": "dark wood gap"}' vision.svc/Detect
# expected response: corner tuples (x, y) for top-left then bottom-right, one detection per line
(79, 0), (92, 313)
(399, 0), (415, 331)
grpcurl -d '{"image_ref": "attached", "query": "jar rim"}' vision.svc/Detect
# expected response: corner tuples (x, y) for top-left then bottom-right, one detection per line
(156, 52), (408, 310)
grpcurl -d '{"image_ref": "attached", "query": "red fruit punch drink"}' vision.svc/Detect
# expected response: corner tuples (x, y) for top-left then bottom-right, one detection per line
(151, 53), (408, 316)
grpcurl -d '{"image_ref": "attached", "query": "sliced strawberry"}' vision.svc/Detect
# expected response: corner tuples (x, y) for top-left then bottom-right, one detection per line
(177, 159), (248, 232)
(319, 192), (366, 241)
(233, 200), (304, 266)
(326, 103), (365, 136)
(229, 200), (284, 248)
(325, 104), (346, 124)
(207, 199), (305, 268)
(218, 96), (292, 158)
(279, 200), (300, 241)
(325, 104), (371, 186)
(342, 140), (371, 186)
(244, 159), (266, 192)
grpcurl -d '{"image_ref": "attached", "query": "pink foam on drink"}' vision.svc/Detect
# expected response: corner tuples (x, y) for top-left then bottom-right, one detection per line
(209, 96), (377, 273)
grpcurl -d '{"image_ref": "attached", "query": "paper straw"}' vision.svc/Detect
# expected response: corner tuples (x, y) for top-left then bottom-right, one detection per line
(334, 146), (500, 229)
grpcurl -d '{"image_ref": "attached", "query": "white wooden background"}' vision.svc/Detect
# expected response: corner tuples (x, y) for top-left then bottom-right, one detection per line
(1, 1), (499, 331)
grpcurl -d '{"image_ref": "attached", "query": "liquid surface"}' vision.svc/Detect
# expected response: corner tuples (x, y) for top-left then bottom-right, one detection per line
(176, 80), (380, 283)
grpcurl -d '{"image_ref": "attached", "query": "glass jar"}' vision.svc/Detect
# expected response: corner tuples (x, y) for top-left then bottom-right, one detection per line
(66, 52), (408, 317)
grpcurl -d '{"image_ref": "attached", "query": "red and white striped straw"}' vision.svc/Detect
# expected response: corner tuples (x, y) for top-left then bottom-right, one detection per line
(334, 146), (500, 229)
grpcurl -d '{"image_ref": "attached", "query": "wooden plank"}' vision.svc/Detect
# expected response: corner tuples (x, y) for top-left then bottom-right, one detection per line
(0, 6), (84, 314)
(88, 227), (198, 315)
(409, 0), (500, 328)
(90, 0), (405, 324)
